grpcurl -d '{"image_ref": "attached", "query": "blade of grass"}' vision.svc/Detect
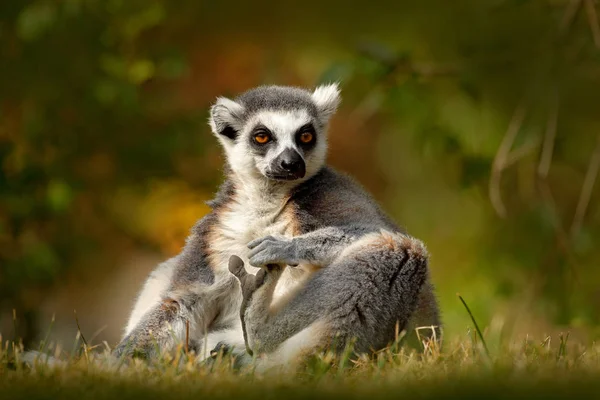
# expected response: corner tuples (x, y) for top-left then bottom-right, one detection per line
(337, 338), (356, 376)
(557, 332), (570, 361)
(88, 325), (108, 347)
(185, 319), (190, 356)
(74, 309), (90, 363)
(74, 310), (88, 347)
(38, 313), (56, 355)
(70, 331), (81, 360)
(458, 294), (491, 360)
(12, 309), (17, 343)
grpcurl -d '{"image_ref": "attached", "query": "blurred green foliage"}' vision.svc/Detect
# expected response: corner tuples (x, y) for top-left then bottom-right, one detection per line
(1, 0), (600, 343)
(0, 0), (216, 342)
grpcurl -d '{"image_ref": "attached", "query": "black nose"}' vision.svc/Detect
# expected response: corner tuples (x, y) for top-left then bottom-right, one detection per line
(272, 148), (306, 179)
(279, 149), (304, 172)
(281, 158), (303, 172)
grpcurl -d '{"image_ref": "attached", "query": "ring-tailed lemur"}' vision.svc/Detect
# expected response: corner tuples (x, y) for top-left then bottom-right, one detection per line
(114, 84), (441, 365)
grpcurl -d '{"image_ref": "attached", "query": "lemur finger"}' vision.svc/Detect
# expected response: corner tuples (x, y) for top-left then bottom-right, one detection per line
(228, 255), (247, 279)
(249, 250), (276, 267)
(248, 241), (271, 259)
(247, 235), (275, 249)
(249, 247), (297, 268)
(254, 268), (268, 287)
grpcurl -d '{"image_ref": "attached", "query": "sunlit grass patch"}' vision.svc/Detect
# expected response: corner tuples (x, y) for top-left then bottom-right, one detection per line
(2, 327), (600, 400)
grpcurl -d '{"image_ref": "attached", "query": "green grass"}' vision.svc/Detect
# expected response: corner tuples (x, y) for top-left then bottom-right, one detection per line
(2, 331), (600, 400)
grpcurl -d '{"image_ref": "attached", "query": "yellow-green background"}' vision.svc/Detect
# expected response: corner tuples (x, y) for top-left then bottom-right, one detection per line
(1, 0), (599, 350)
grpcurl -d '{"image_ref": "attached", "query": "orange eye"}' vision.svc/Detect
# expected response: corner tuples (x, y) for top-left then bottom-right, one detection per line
(300, 132), (313, 143)
(254, 133), (271, 144)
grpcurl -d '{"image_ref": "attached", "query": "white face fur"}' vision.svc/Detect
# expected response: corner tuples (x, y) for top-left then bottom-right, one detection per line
(208, 84), (340, 189)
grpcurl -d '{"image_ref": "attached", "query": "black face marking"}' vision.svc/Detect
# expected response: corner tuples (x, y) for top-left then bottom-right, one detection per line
(249, 124), (276, 155)
(219, 125), (238, 140)
(296, 123), (317, 151)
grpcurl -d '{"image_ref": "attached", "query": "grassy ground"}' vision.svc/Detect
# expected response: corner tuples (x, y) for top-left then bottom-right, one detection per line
(2, 330), (600, 400)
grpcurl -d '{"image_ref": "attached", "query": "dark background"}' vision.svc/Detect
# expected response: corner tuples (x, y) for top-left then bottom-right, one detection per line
(1, 0), (599, 350)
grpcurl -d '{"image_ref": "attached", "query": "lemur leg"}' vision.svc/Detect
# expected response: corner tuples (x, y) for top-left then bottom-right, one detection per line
(228, 255), (285, 355)
(231, 231), (430, 366)
(406, 281), (442, 347)
(115, 288), (213, 359)
(123, 258), (177, 338)
(114, 259), (235, 359)
(115, 258), (184, 358)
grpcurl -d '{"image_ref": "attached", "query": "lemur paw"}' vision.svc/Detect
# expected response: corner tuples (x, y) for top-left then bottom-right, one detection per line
(247, 235), (300, 267)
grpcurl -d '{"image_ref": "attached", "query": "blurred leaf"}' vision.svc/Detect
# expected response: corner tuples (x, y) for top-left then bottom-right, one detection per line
(100, 54), (127, 79)
(357, 41), (399, 66)
(21, 233), (60, 281)
(16, 2), (57, 42)
(93, 79), (119, 105)
(128, 59), (155, 84)
(46, 180), (72, 213)
(63, 0), (83, 16)
(157, 56), (187, 79)
(122, 3), (166, 40)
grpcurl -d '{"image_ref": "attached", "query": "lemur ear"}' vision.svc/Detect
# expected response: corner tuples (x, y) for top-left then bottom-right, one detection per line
(312, 83), (341, 123)
(209, 97), (245, 140)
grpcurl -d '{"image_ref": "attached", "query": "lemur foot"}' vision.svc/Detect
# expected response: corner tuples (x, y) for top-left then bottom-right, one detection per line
(113, 333), (156, 360)
(228, 255), (284, 301)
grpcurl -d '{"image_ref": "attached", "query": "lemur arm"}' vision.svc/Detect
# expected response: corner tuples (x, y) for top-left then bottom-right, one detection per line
(248, 226), (374, 268)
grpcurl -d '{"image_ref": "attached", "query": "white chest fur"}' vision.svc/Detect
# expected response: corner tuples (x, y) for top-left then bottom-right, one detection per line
(209, 190), (310, 302)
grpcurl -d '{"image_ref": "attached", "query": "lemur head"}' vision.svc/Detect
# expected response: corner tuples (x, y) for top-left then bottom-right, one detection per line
(209, 84), (340, 185)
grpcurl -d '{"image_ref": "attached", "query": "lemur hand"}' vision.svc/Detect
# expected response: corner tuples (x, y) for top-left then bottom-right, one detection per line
(247, 235), (300, 267)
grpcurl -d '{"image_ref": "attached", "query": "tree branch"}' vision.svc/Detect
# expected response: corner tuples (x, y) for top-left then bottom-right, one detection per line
(584, 0), (600, 48)
(505, 137), (542, 168)
(489, 101), (528, 218)
(570, 133), (600, 239)
(538, 93), (559, 178)
(561, 0), (583, 35)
